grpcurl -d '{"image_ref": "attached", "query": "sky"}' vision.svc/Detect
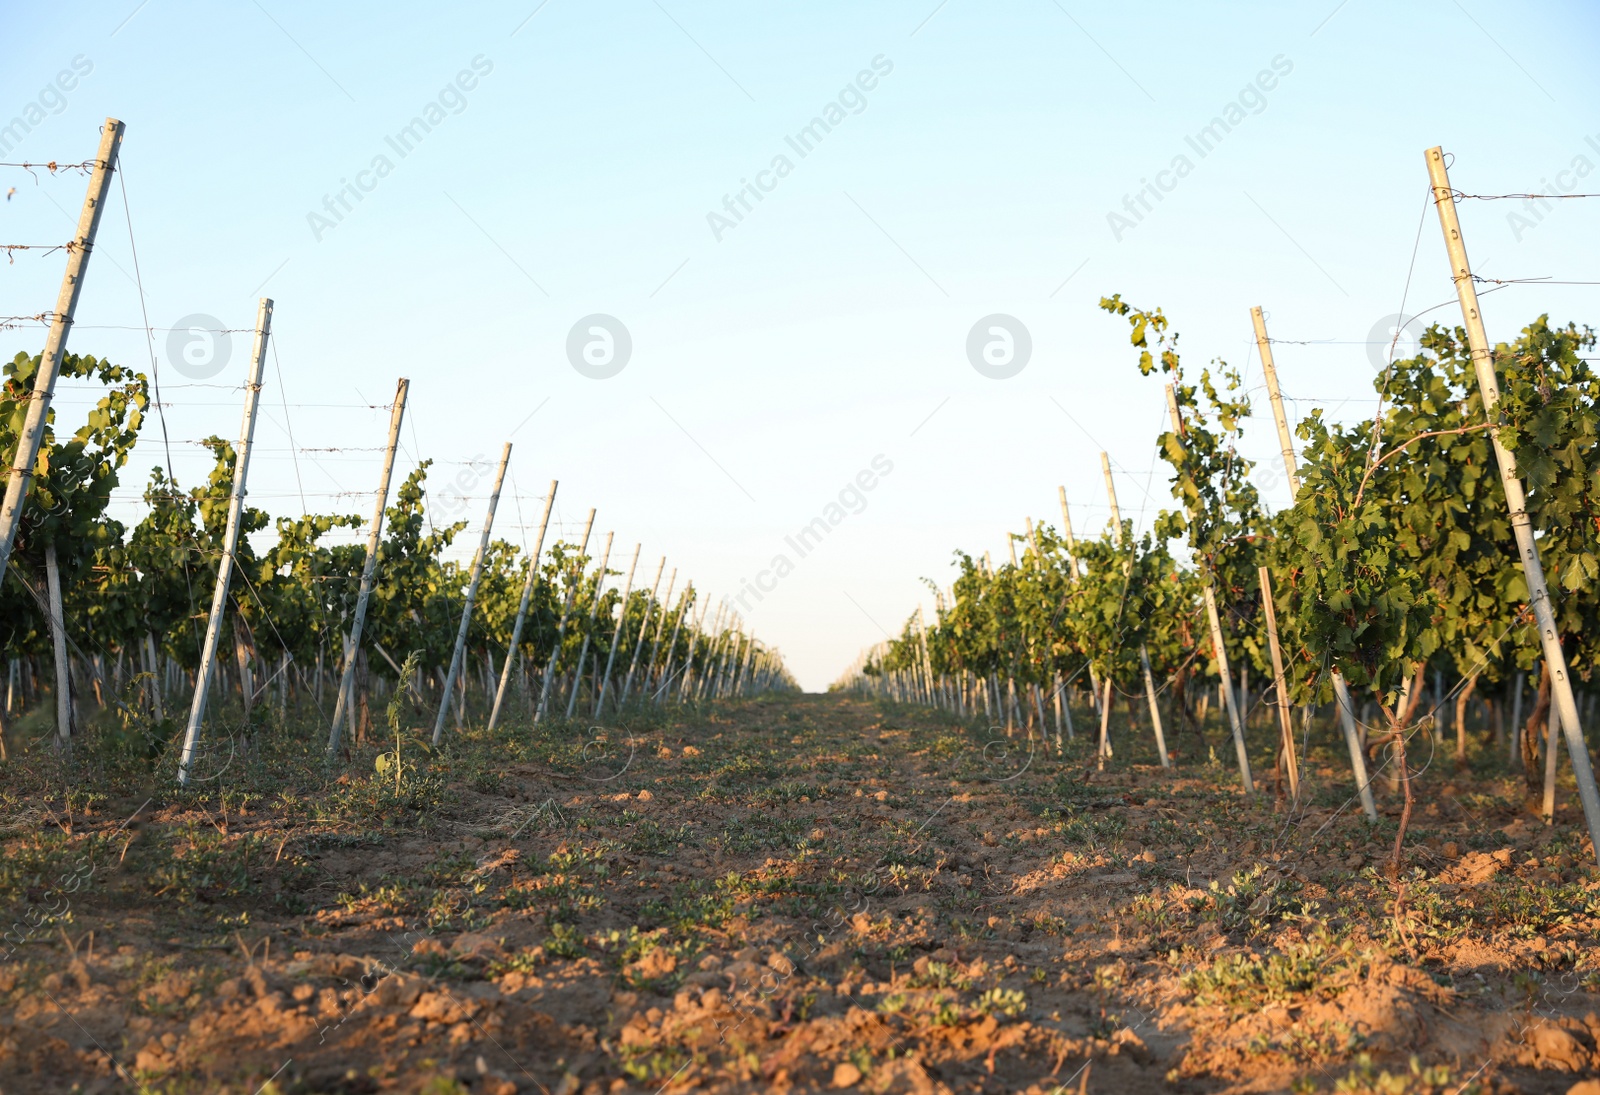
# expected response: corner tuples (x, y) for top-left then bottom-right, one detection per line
(3, 0), (1598, 691)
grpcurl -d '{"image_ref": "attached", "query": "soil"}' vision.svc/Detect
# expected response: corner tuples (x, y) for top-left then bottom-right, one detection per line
(3, 692), (1599, 1094)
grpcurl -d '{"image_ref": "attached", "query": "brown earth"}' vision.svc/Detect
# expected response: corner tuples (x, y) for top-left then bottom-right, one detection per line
(3, 692), (1600, 1094)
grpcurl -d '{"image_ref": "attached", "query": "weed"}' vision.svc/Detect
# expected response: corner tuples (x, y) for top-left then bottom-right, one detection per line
(543, 921), (585, 959)
(974, 987), (1027, 1017)
(1325, 1053), (1475, 1094)
(1181, 935), (1368, 1009)
(911, 960), (972, 991)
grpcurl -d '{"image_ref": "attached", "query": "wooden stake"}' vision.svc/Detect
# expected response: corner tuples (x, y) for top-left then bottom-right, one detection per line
(328, 378), (409, 756)
(1138, 645), (1169, 768)
(487, 479), (557, 732)
(1510, 671), (1526, 769)
(535, 509), (596, 723)
(144, 634), (164, 721)
(177, 298), (271, 787)
(44, 542), (72, 750)
(565, 531), (614, 719)
(653, 582), (692, 702)
(0, 119), (125, 589)
(1096, 677), (1113, 769)
(1426, 145), (1600, 859)
(915, 606), (936, 707)
(634, 566), (676, 701)
(1254, 306), (1376, 819)
(595, 542), (641, 716)
(1250, 306), (1301, 502)
(1543, 702), (1560, 825)
(680, 596), (714, 703)
(1058, 485), (1097, 730)
(1258, 565), (1299, 802)
(431, 443), (511, 745)
(1166, 384), (1253, 793)
(1101, 453), (1167, 767)
(616, 557), (667, 711)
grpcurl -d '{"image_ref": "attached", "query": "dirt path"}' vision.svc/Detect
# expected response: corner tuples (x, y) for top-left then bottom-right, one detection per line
(3, 692), (1598, 1093)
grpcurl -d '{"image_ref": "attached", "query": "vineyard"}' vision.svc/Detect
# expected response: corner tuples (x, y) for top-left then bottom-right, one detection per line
(0, 125), (794, 786)
(6, 116), (1600, 1095)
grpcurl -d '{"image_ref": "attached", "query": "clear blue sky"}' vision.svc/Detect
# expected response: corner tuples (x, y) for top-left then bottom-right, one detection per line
(5, 0), (1598, 689)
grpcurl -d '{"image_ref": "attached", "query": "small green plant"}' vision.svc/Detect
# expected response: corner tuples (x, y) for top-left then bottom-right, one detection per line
(876, 992), (909, 1014)
(1329, 1053), (1473, 1094)
(375, 651), (426, 796)
(911, 960), (972, 991)
(543, 921), (585, 959)
(1181, 935), (1366, 1009)
(975, 987), (1026, 1018)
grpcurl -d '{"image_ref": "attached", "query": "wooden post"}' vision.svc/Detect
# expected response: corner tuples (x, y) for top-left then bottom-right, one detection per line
(1023, 521), (1046, 729)
(1543, 703), (1560, 825)
(1167, 385), (1253, 793)
(1510, 671), (1526, 768)
(915, 606), (936, 708)
(1138, 646), (1169, 768)
(708, 627), (727, 703)
(672, 597), (699, 704)
(233, 616), (256, 718)
(1101, 454), (1167, 767)
(1333, 690), (1369, 778)
(1254, 305), (1375, 819)
(1059, 486), (1103, 721)
(43, 543), (72, 750)
(565, 530), (614, 720)
(654, 582), (692, 702)
(1096, 678), (1114, 768)
(1426, 146), (1600, 858)
(177, 298), (271, 787)
(144, 634), (164, 721)
(535, 509), (596, 723)
(1250, 306), (1302, 504)
(0, 119), (125, 590)
(695, 602), (727, 702)
(638, 567), (678, 699)
(595, 542), (641, 716)
(737, 637), (757, 697)
(327, 378), (409, 756)
(1056, 486), (1084, 739)
(431, 443), (511, 745)
(1100, 454), (1120, 539)
(680, 596), (714, 703)
(487, 480), (557, 731)
(618, 558), (667, 710)
(1258, 565), (1300, 802)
